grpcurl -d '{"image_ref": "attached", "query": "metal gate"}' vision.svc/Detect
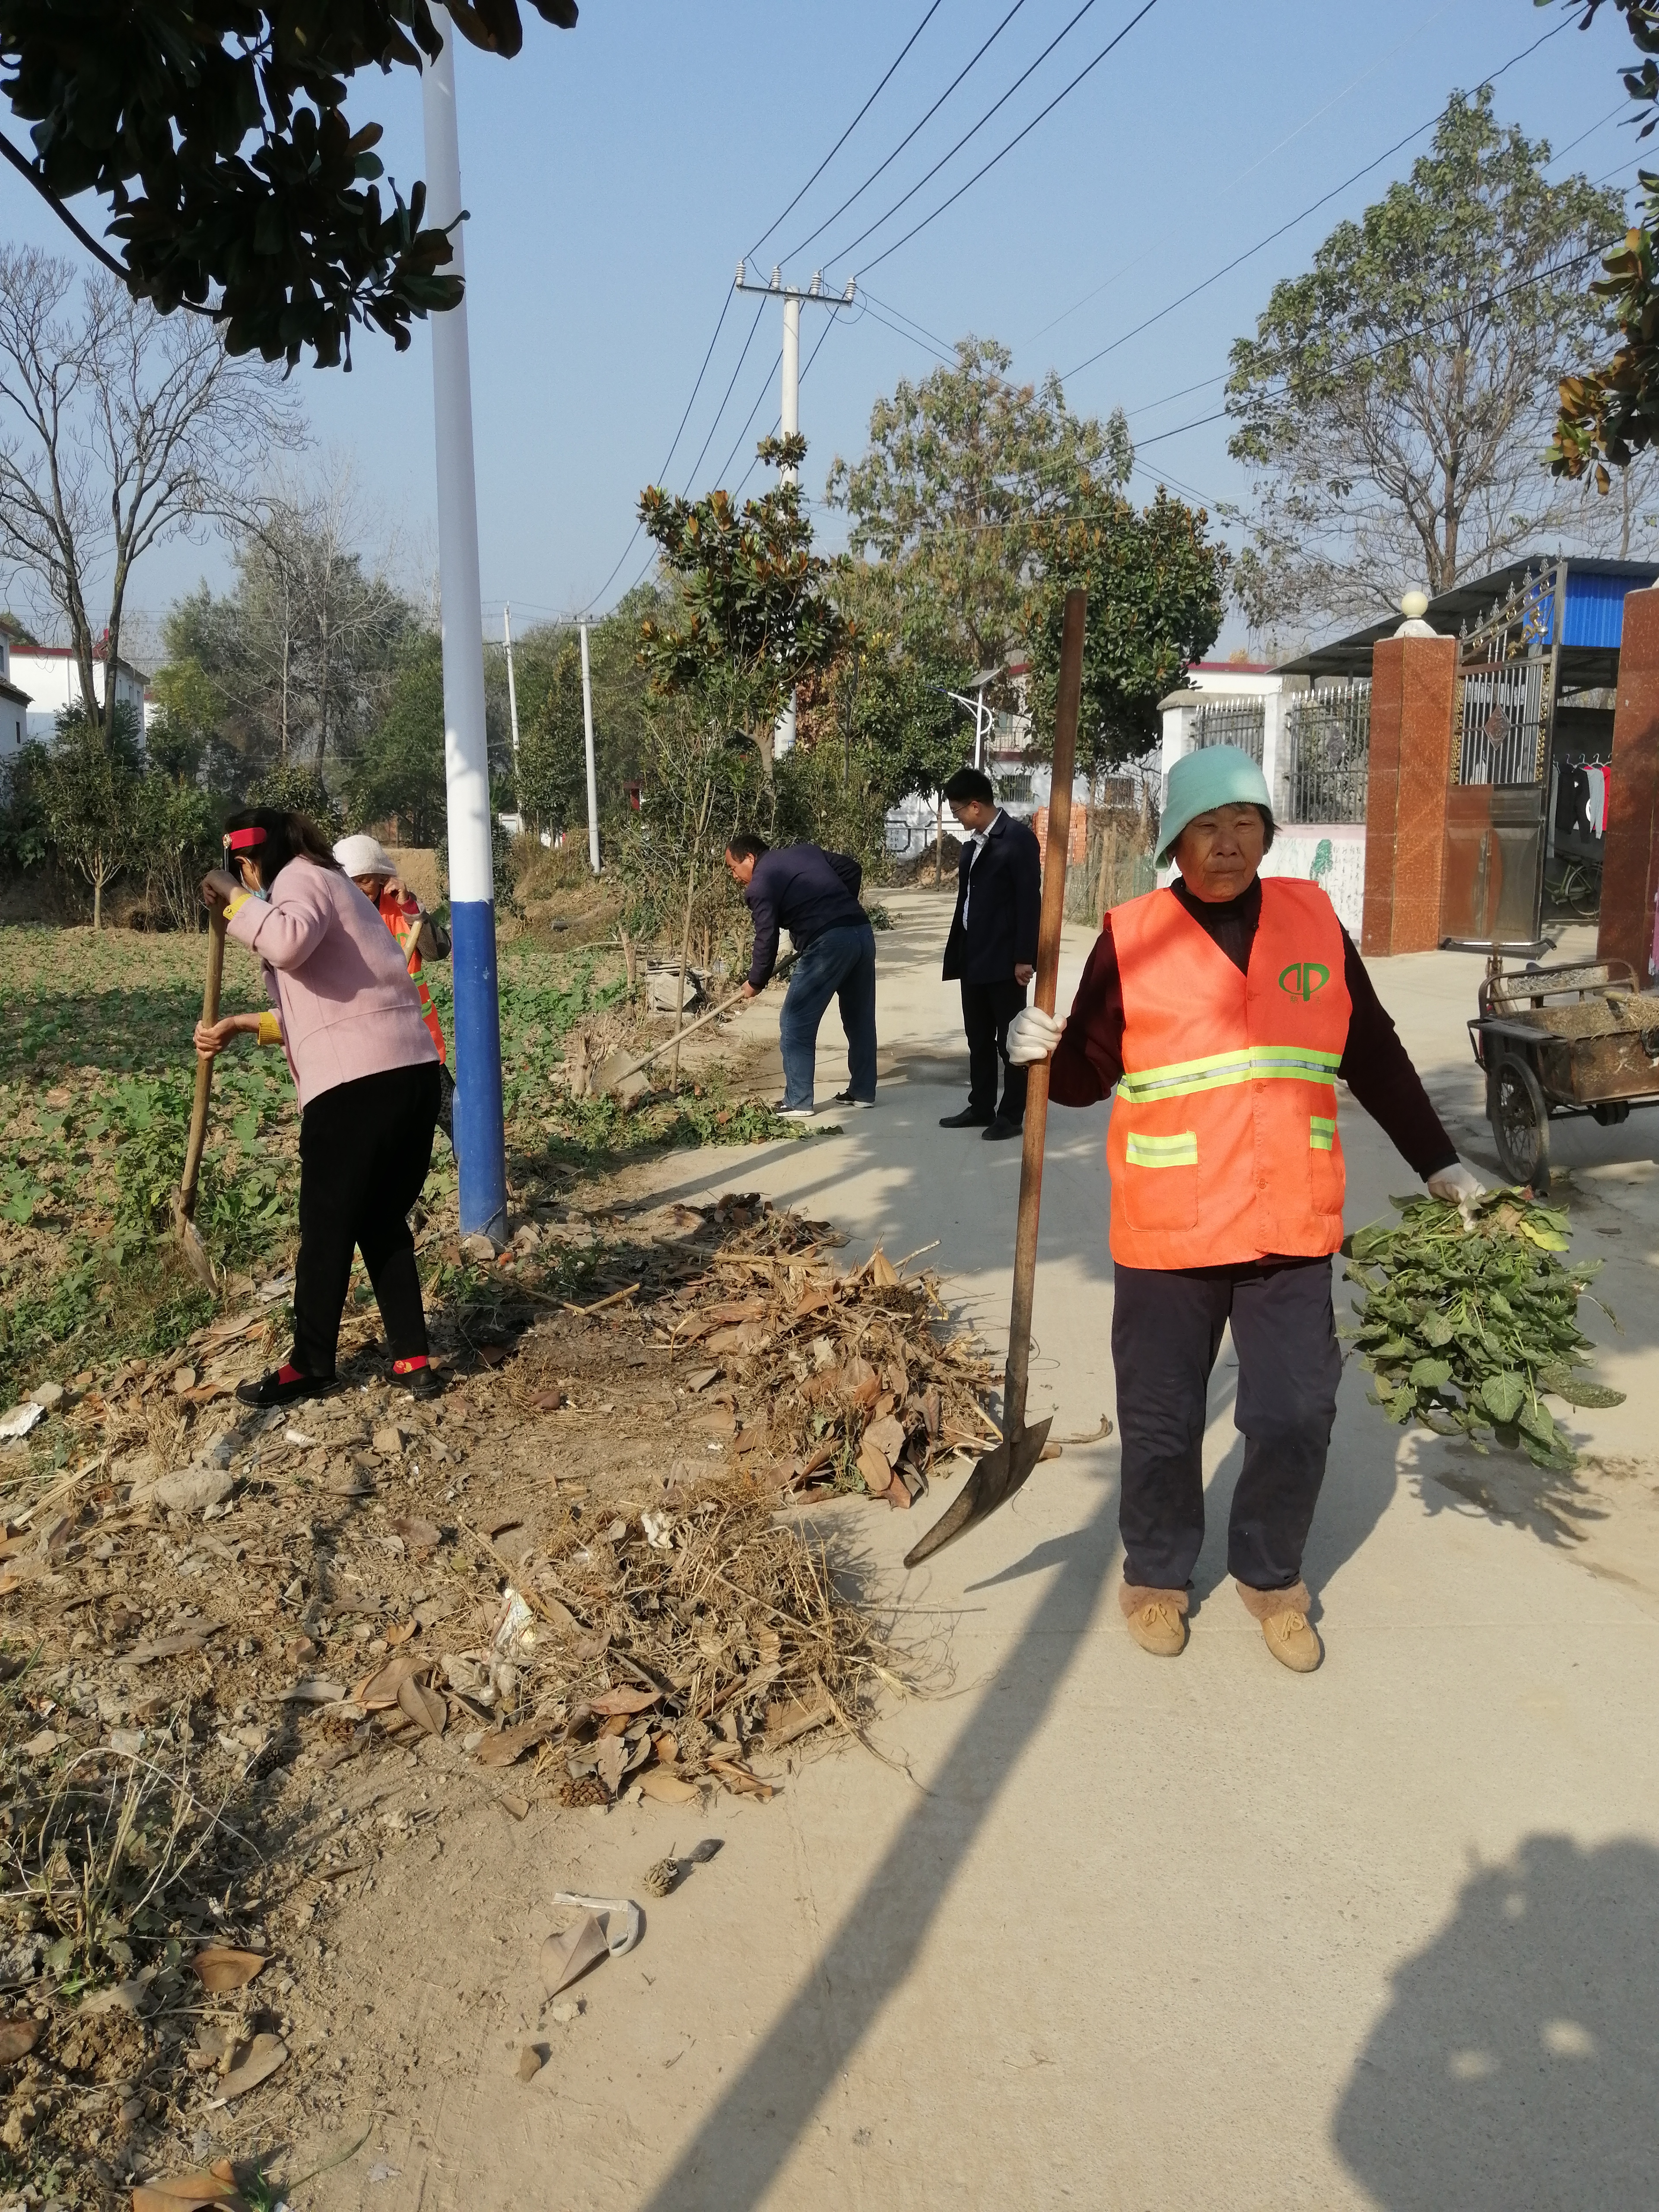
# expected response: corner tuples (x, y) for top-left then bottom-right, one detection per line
(1282, 682), (1370, 825)
(1443, 563), (1562, 948)
(1192, 698), (1265, 763)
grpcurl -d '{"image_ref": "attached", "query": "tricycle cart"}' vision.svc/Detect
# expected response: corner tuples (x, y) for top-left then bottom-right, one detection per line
(1468, 956), (1659, 1192)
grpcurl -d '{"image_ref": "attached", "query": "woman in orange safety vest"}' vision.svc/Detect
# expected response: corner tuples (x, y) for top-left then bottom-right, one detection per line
(334, 835), (457, 1150)
(1007, 745), (1484, 1673)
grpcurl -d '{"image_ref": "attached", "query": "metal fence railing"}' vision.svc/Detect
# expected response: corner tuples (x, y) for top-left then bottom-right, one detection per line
(1456, 661), (1546, 787)
(1192, 698), (1265, 763)
(1281, 682), (1370, 825)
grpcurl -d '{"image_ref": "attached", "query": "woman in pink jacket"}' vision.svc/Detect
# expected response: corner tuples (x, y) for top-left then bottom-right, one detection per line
(194, 808), (442, 1407)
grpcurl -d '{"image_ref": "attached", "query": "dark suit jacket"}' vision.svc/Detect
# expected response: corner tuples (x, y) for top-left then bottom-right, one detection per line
(941, 810), (1042, 984)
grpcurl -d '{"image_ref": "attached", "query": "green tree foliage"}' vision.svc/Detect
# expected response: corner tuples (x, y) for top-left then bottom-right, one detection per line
(1545, 0), (1659, 485)
(0, 0), (577, 369)
(639, 433), (847, 763)
(607, 696), (764, 964)
(36, 707), (143, 929)
(345, 631), (446, 845)
(516, 636), (587, 839)
(245, 760), (343, 841)
(1025, 489), (1227, 776)
(1226, 90), (1624, 628)
(134, 775), (217, 932)
(827, 337), (1130, 683)
(145, 657), (223, 786)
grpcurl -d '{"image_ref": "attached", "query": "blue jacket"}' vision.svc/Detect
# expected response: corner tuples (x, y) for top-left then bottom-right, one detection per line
(744, 844), (867, 988)
(942, 810), (1041, 985)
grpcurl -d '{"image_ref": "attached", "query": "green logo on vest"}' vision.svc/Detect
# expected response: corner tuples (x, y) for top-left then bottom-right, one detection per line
(1279, 960), (1330, 1001)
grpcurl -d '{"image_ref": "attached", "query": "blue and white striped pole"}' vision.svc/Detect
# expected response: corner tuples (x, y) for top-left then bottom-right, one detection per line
(422, 8), (507, 1243)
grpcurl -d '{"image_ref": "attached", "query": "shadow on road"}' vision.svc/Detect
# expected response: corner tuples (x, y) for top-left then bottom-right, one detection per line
(637, 1478), (1122, 2212)
(1334, 1834), (1659, 2209)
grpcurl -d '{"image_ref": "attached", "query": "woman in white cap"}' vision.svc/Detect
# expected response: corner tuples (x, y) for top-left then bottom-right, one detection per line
(1008, 745), (1483, 1672)
(334, 833), (455, 1148)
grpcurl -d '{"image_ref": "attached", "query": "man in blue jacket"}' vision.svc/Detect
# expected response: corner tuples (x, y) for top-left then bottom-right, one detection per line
(725, 834), (877, 1119)
(939, 766), (1041, 1140)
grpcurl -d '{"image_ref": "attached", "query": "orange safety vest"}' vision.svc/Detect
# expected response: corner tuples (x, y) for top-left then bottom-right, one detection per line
(1106, 878), (1351, 1270)
(378, 890), (447, 1065)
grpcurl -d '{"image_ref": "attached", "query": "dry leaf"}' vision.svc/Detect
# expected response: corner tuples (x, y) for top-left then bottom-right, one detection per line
(0, 2016), (42, 2064)
(218, 2030), (288, 2101)
(867, 1248), (899, 1287)
(707, 1758), (774, 1801)
(862, 1413), (906, 1465)
(190, 1946), (267, 1994)
(587, 1685), (661, 1716)
(704, 1298), (767, 1324)
(650, 1730), (678, 1763)
(764, 1697), (833, 1748)
(477, 1719), (556, 1768)
(130, 2162), (246, 2212)
(122, 1625), (222, 1666)
(357, 1652), (422, 1710)
(639, 1769), (699, 1804)
(856, 1439), (893, 1495)
(594, 1732), (628, 1796)
(397, 1676), (446, 1736)
(476, 1341), (510, 1366)
(498, 1791), (529, 1821)
(707, 1322), (766, 1356)
(540, 1912), (609, 1995)
(384, 1621), (415, 1648)
(283, 1678), (346, 1704)
(0, 1574), (20, 1598)
(391, 1516), (441, 1554)
(685, 1367), (721, 1392)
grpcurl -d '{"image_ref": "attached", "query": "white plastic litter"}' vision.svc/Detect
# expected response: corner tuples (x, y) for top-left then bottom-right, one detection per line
(0, 1403), (45, 1440)
(553, 1892), (643, 1957)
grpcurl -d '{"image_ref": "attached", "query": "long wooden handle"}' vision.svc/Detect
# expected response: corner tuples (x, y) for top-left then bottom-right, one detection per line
(178, 911), (228, 1222)
(1003, 587), (1086, 1437)
(613, 951), (798, 1084)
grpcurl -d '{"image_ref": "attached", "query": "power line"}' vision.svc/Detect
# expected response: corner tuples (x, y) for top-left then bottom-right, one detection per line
(783, 0), (1033, 267)
(856, 283), (957, 360)
(732, 314), (841, 499)
(711, 348), (784, 496)
(853, 293), (957, 365)
(1061, 13), (1572, 382)
(823, 0), (1110, 271)
(849, 0), (1164, 282)
(680, 294), (769, 495)
(1024, 0), (1456, 348)
(747, 0), (946, 261)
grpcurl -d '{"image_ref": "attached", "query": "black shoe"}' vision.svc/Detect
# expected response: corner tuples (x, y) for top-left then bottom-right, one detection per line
(939, 1107), (993, 1128)
(235, 1365), (337, 1409)
(831, 1089), (875, 1109)
(983, 1117), (1023, 1141)
(392, 1358), (443, 1400)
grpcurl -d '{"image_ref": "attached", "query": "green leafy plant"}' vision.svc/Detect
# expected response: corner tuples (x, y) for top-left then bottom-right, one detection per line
(1344, 1190), (1624, 1470)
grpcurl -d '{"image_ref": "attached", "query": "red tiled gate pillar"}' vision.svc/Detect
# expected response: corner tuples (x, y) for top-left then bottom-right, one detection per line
(1598, 586), (1659, 981)
(1360, 633), (1458, 956)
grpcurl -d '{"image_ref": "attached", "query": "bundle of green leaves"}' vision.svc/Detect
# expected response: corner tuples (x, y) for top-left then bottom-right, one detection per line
(1344, 1191), (1623, 1471)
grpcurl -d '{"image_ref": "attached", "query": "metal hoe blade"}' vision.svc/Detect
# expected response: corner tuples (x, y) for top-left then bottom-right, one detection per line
(903, 1415), (1053, 1569)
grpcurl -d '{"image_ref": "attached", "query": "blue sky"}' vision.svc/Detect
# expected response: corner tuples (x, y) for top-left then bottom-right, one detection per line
(0, 0), (1643, 651)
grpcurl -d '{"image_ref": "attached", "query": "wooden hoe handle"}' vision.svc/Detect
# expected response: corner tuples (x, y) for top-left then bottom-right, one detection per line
(178, 911), (228, 1224)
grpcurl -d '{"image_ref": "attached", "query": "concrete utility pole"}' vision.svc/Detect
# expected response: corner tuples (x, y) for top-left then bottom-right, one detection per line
(422, 5), (507, 1243)
(734, 262), (854, 757)
(579, 620), (600, 875)
(502, 603), (521, 808)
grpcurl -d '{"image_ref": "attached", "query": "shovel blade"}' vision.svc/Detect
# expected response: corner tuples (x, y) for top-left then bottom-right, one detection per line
(172, 1196), (216, 1293)
(593, 1049), (649, 1100)
(903, 1414), (1053, 1569)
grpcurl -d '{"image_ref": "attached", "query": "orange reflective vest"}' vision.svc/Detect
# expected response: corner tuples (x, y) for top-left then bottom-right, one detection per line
(1106, 878), (1350, 1270)
(378, 890), (447, 1065)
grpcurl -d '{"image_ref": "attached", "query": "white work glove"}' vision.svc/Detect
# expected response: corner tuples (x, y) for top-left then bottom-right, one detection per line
(1427, 1161), (1485, 1225)
(1006, 1007), (1064, 1065)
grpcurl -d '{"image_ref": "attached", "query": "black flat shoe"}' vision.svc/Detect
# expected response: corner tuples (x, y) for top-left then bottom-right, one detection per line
(982, 1117), (1023, 1141)
(391, 1358), (442, 1400)
(939, 1107), (992, 1128)
(235, 1365), (337, 1409)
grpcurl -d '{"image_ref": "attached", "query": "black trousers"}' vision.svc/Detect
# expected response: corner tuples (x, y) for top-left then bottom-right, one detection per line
(293, 1062), (440, 1377)
(1110, 1255), (1341, 1593)
(961, 979), (1030, 1125)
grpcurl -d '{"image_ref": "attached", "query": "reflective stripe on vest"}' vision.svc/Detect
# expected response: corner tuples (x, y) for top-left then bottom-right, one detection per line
(1106, 878), (1351, 1270)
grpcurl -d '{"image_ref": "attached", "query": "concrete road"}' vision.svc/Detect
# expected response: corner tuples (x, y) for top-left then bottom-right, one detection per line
(377, 892), (1659, 2211)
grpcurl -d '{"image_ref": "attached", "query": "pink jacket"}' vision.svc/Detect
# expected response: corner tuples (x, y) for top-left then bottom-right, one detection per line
(226, 858), (438, 1109)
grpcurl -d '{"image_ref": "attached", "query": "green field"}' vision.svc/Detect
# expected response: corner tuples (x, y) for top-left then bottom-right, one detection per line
(0, 924), (792, 1403)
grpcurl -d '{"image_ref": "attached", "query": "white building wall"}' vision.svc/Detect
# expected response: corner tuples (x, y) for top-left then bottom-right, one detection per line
(13, 648), (147, 744)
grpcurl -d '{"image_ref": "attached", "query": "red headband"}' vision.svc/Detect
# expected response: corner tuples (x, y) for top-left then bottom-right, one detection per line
(226, 827), (267, 852)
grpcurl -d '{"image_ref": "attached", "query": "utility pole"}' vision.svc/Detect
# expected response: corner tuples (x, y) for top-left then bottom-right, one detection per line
(734, 262), (853, 758)
(422, 5), (507, 1245)
(502, 603), (521, 813)
(579, 620), (600, 875)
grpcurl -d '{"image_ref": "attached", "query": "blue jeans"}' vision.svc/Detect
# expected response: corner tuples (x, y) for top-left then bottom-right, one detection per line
(778, 922), (877, 1109)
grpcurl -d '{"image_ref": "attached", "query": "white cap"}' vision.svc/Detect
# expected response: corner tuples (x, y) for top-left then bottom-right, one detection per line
(334, 833), (397, 879)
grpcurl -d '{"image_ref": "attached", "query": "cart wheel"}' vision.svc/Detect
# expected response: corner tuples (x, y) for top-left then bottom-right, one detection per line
(1491, 1055), (1551, 1193)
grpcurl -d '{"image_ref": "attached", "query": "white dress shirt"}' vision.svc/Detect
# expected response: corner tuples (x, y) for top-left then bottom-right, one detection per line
(961, 809), (1002, 928)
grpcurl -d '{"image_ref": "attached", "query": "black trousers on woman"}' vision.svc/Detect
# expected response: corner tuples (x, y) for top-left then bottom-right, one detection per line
(292, 1061), (440, 1378)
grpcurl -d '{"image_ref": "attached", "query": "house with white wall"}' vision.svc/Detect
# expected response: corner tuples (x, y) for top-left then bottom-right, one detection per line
(0, 633), (30, 761)
(1158, 657), (1371, 937)
(13, 644), (148, 745)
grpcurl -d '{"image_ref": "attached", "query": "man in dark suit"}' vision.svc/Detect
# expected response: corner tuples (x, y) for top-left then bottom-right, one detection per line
(938, 766), (1041, 1140)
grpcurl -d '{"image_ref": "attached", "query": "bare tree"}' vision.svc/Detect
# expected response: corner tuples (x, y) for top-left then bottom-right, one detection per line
(0, 247), (296, 738)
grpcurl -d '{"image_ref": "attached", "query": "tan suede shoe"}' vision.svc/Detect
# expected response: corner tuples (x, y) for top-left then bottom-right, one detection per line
(1123, 1594), (1189, 1658)
(1259, 1604), (1322, 1672)
(1236, 1580), (1322, 1672)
